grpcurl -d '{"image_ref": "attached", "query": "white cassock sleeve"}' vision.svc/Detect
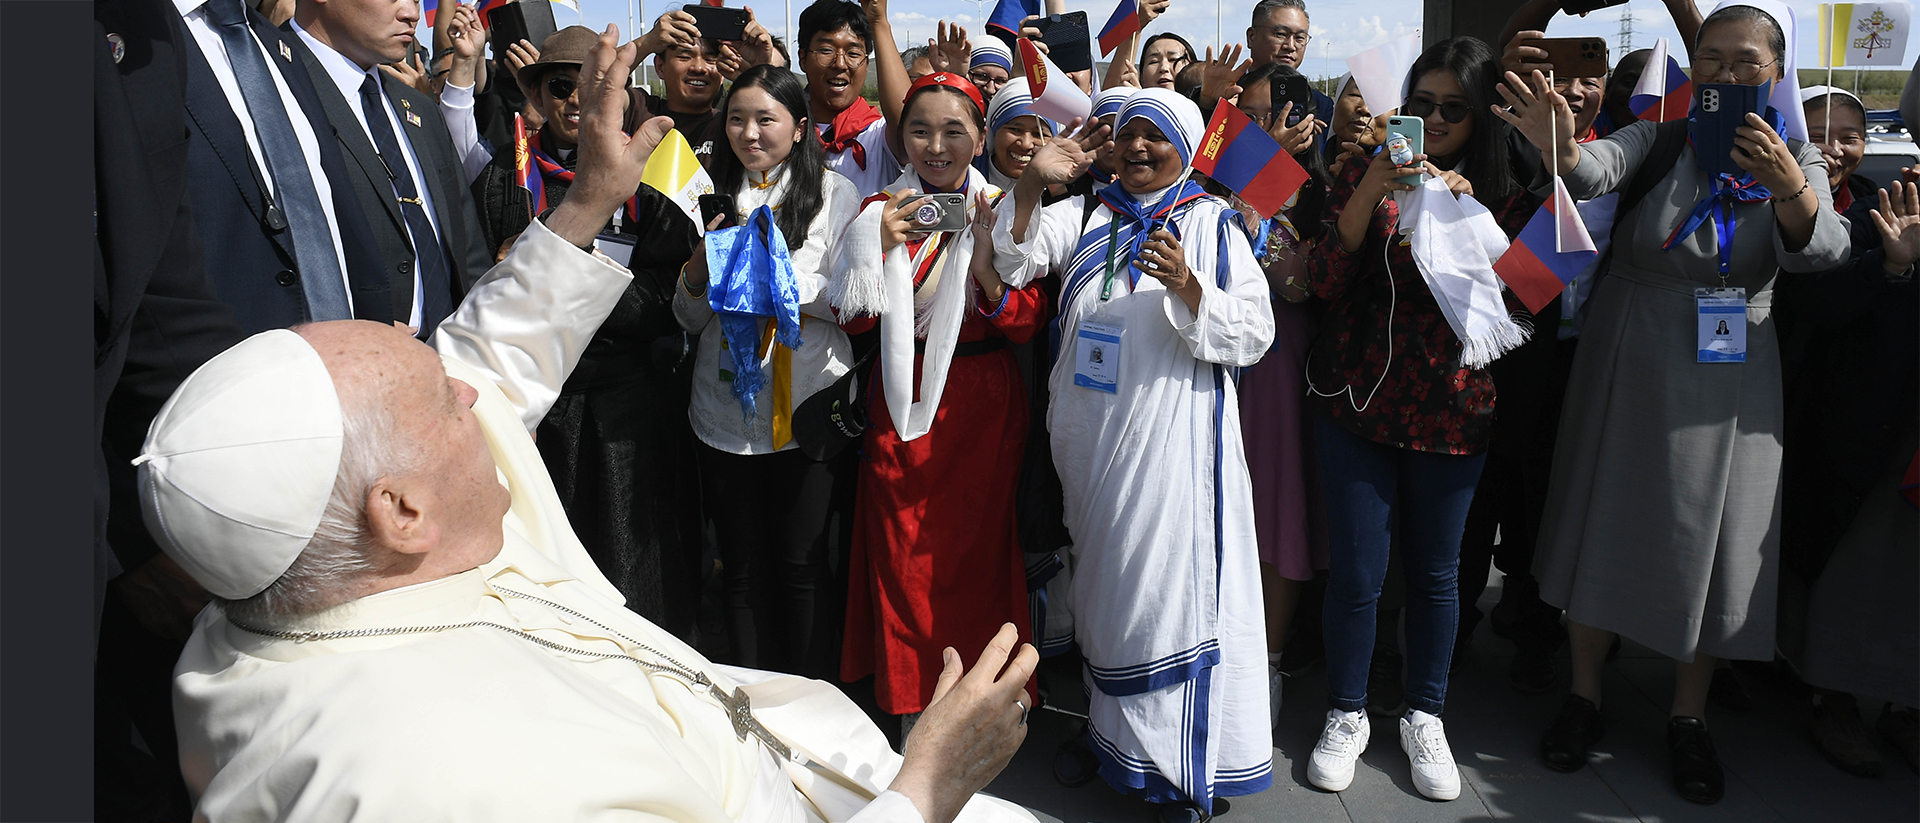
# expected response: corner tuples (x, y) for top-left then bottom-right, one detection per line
(991, 191), (1087, 289)
(434, 216), (635, 431)
(1160, 207), (1274, 368)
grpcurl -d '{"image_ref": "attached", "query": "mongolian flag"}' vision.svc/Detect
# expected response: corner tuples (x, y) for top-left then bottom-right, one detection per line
(986, 0), (1040, 47)
(1097, 0), (1142, 57)
(1493, 177), (1597, 313)
(1629, 37), (1691, 123)
(1017, 37), (1092, 124)
(1190, 102), (1310, 220)
(513, 114), (531, 193)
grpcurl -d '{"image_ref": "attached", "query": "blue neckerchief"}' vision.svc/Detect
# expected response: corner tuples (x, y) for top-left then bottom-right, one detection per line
(1664, 106), (1786, 277)
(1250, 214), (1273, 261)
(706, 205), (802, 423)
(1094, 178), (1210, 288)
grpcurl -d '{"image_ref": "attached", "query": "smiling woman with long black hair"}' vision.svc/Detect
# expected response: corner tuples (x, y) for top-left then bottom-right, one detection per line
(1302, 35), (1539, 802)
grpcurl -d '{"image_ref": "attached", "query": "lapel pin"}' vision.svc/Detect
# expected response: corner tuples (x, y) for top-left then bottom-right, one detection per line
(106, 33), (126, 64)
(279, 40), (293, 61)
(405, 111), (422, 127)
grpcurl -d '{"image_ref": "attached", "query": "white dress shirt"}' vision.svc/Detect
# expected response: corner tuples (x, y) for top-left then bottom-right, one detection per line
(816, 119), (901, 199)
(292, 19), (439, 328)
(174, 0), (354, 308)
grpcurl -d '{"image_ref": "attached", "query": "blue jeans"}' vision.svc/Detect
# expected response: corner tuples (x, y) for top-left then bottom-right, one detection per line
(1315, 415), (1486, 716)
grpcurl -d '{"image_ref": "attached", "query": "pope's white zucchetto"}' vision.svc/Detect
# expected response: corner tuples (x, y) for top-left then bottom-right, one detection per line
(134, 329), (344, 600)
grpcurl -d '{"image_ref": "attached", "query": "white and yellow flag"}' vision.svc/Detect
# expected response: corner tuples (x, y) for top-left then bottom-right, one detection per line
(1820, 2), (1913, 66)
(641, 128), (715, 234)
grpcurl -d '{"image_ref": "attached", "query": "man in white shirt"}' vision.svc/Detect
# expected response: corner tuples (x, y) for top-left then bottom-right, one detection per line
(287, 0), (494, 338)
(144, 32), (1040, 822)
(797, 0), (900, 196)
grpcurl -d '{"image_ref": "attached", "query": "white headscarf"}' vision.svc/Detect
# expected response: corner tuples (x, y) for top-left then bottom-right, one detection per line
(1708, 0), (1808, 140)
(1113, 88), (1206, 166)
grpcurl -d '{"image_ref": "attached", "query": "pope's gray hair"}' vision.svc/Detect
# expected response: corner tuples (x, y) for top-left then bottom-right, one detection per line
(220, 392), (424, 625)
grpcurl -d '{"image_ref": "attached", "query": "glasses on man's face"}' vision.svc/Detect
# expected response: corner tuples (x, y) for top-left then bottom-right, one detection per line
(1692, 55), (1779, 83)
(809, 47), (868, 67)
(1142, 53), (1191, 69)
(545, 75), (577, 101)
(1403, 97), (1472, 124)
(1252, 25), (1311, 46)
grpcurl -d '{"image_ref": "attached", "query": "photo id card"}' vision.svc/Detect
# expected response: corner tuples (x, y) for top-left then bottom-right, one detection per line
(593, 233), (636, 268)
(1696, 287), (1746, 363)
(1073, 317), (1124, 394)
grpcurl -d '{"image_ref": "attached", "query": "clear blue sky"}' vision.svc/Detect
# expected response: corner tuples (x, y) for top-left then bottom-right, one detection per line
(472, 0), (1916, 78)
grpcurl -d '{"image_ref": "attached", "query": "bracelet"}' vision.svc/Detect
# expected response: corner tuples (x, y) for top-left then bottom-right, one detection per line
(680, 263), (707, 298)
(1771, 181), (1810, 204)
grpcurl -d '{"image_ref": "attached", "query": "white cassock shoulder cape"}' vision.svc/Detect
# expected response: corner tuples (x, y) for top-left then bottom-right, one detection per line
(171, 218), (1039, 823)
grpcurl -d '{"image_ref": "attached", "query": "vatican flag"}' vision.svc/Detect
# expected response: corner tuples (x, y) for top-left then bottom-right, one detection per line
(1820, 3), (1912, 66)
(641, 128), (716, 234)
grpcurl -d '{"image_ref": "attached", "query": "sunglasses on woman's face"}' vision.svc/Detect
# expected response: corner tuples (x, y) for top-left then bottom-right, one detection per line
(545, 75), (577, 101)
(1403, 97), (1472, 124)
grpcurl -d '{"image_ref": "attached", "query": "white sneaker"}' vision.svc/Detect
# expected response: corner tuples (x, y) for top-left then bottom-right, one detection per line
(1268, 664), (1285, 729)
(1399, 710), (1461, 801)
(1308, 709), (1370, 791)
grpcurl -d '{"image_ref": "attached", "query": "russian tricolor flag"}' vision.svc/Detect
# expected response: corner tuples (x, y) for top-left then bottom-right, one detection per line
(1629, 37), (1692, 123)
(1097, 0), (1141, 57)
(1493, 177), (1597, 313)
(473, 0), (512, 26)
(986, 0), (1041, 44)
(423, 0), (438, 26)
(1190, 102), (1311, 221)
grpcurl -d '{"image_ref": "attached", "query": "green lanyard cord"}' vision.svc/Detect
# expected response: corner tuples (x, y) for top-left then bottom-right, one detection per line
(1099, 215), (1122, 301)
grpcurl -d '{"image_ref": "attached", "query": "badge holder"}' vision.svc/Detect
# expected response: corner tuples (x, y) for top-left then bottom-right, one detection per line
(1695, 287), (1746, 363)
(1074, 218), (1128, 394)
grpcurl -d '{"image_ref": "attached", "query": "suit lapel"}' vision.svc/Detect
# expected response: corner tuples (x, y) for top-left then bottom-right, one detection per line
(286, 34), (407, 233)
(179, 31), (296, 265)
(386, 75), (461, 268)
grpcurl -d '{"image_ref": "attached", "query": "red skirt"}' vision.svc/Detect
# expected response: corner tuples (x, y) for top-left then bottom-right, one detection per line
(839, 346), (1037, 714)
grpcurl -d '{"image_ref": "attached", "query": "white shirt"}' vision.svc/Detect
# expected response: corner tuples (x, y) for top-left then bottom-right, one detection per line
(293, 19), (438, 328)
(437, 81), (495, 183)
(174, 0), (354, 310)
(675, 169), (863, 454)
(816, 118), (900, 199)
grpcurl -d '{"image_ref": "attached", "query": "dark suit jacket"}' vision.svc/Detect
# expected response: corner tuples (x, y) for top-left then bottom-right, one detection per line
(179, 4), (394, 334)
(288, 32), (493, 335)
(94, 0), (248, 588)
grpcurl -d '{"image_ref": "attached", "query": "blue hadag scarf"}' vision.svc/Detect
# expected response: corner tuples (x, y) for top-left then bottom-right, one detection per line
(1663, 105), (1788, 277)
(706, 205), (803, 422)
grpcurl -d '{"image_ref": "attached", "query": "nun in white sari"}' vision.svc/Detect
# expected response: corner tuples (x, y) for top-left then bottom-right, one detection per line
(992, 89), (1275, 819)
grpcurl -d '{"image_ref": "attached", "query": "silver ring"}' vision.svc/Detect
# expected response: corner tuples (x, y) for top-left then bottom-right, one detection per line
(1015, 699), (1029, 726)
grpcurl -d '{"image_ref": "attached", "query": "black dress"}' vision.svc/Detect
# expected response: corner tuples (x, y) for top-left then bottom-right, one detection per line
(472, 137), (706, 641)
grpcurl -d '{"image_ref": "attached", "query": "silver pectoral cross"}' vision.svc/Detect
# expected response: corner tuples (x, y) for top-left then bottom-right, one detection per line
(706, 681), (792, 762)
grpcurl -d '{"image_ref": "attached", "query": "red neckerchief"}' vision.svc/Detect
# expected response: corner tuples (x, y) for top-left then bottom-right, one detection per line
(1833, 181), (1854, 214)
(820, 98), (883, 170)
(1576, 126), (1599, 144)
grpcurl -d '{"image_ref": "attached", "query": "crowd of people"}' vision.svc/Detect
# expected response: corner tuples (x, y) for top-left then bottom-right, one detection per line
(91, 0), (1917, 818)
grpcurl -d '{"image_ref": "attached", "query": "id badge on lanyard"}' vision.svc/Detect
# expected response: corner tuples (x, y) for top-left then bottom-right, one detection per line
(1695, 194), (1745, 363)
(1696, 287), (1747, 362)
(1076, 217), (1127, 394)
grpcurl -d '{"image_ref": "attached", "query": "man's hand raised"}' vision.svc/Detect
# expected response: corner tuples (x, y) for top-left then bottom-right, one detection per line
(889, 623), (1038, 823)
(547, 25), (674, 248)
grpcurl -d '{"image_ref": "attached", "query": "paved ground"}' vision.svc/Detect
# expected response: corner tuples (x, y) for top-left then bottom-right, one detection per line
(982, 575), (1919, 823)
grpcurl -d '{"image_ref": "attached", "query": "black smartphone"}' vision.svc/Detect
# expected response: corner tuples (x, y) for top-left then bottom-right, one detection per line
(1693, 81), (1770, 177)
(1560, 0), (1628, 16)
(1526, 37), (1611, 78)
(490, 1), (557, 62)
(1034, 11), (1092, 73)
(682, 5), (750, 42)
(698, 193), (737, 230)
(1269, 74), (1316, 128)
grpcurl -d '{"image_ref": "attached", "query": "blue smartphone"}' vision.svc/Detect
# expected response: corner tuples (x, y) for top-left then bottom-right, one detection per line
(1691, 81), (1771, 178)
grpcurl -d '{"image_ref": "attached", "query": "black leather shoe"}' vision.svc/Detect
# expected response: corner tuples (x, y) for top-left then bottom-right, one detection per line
(1155, 798), (1229, 823)
(1541, 694), (1606, 772)
(1053, 735), (1101, 788)
(1668, 716), (1725, 804)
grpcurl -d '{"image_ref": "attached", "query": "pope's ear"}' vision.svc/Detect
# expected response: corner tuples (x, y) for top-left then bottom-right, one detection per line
(363, 477), (438, 556)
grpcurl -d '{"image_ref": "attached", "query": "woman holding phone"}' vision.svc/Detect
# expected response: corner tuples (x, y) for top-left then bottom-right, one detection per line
(1303, 36), (1538, 802)
(674, 65), (862, 678)
(830, 71), (1046, 735)
(1496, 0), (1847, 803)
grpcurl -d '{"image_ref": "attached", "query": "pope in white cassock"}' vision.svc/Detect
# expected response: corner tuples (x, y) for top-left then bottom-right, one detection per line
(134, 27), (1040, 823)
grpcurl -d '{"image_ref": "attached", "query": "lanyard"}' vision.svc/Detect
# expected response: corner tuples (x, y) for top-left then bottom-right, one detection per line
(1712, 182), (1736, 285)
(1099, 214), (1122, 301)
